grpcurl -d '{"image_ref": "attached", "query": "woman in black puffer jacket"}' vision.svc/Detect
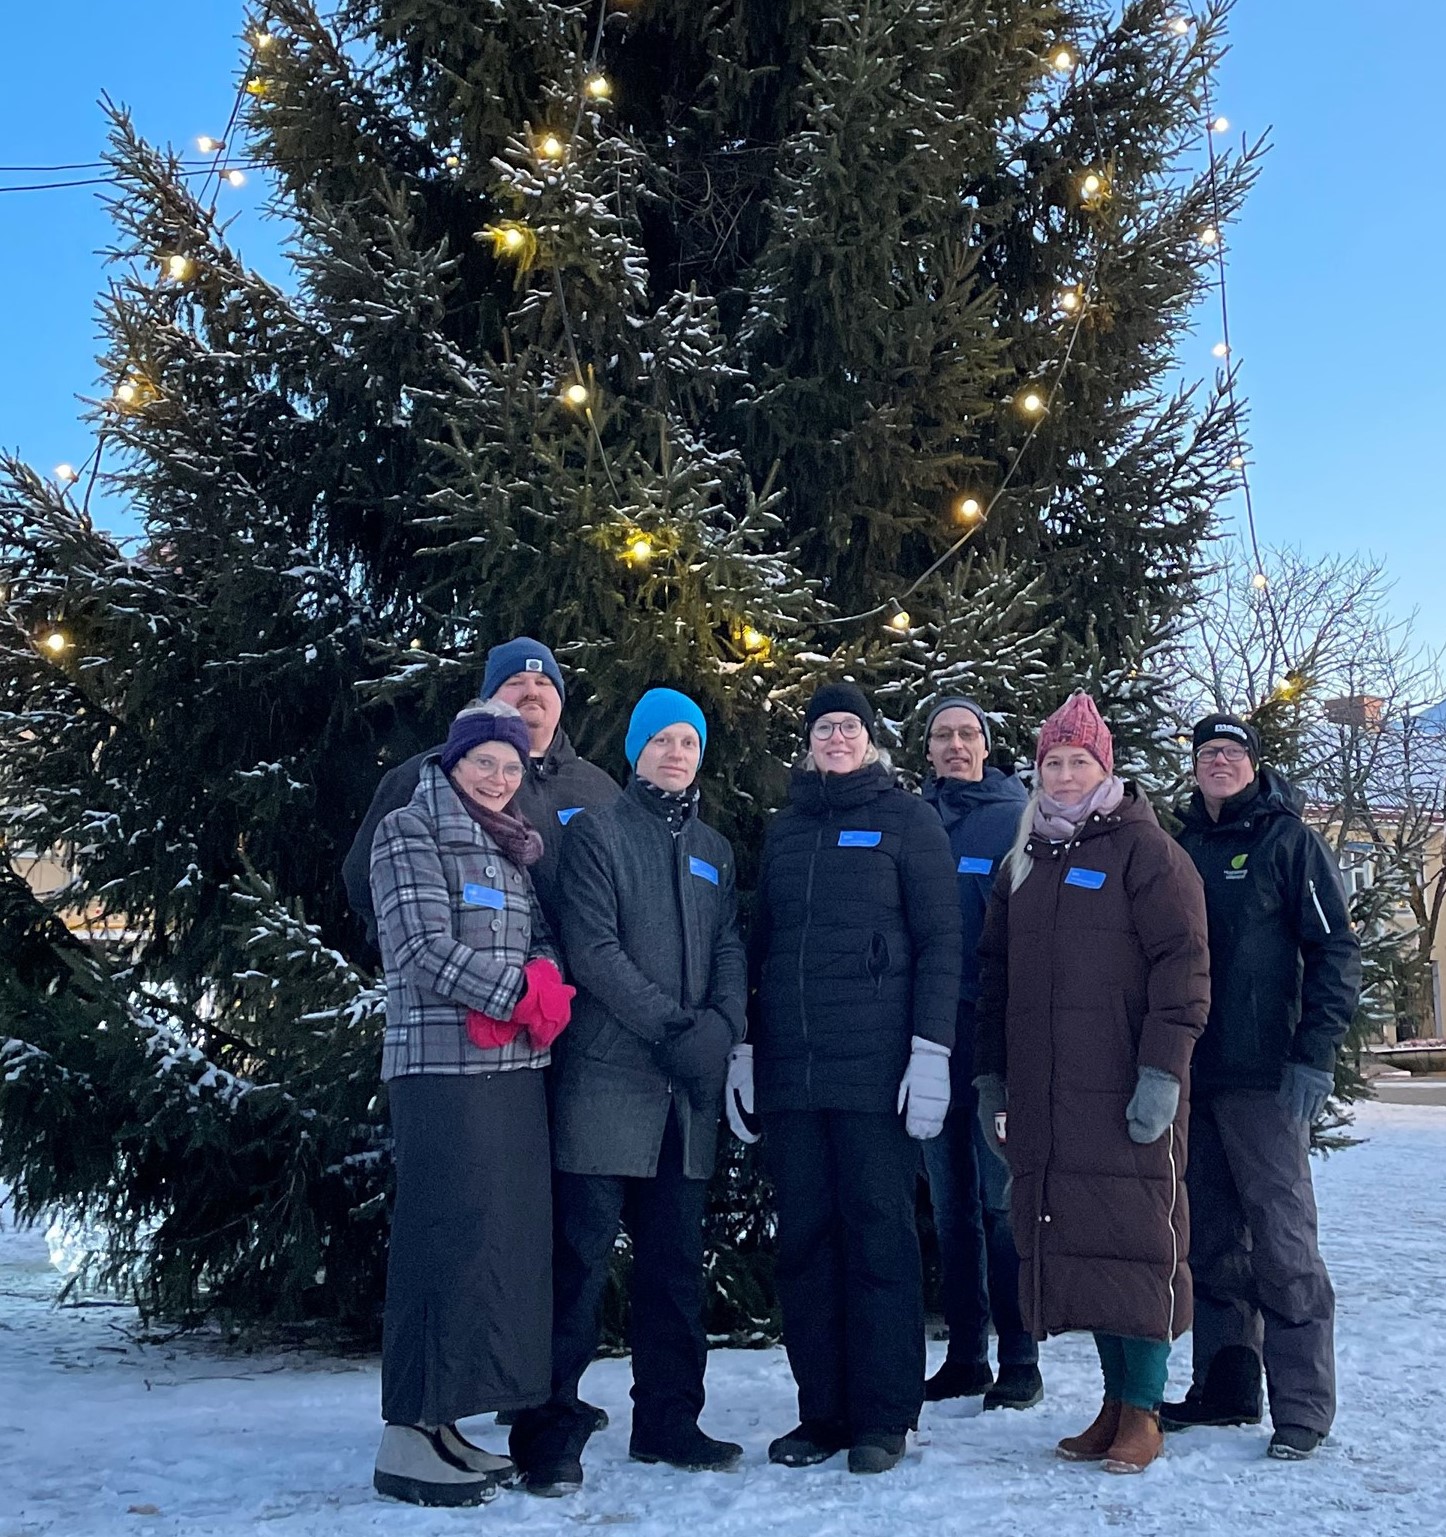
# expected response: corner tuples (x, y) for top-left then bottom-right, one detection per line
(733, 683), (961, 1475)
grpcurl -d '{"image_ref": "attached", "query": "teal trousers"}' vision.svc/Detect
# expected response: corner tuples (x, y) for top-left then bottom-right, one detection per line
(1093, 1333), (1170, 1410)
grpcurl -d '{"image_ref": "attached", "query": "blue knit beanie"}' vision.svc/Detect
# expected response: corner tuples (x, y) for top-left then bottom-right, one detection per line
(481, 637), (565, 702)
(439, 705), (533, 775)
(625, 688), (708, 768)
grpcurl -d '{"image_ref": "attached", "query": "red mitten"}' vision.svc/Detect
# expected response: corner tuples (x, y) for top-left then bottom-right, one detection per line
(466, 1009), (524, 1049)
(511, 957), (576, 1049)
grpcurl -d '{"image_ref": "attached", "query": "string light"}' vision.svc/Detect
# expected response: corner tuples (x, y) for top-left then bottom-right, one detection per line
(1230, 454), (1246, 470)
(41, 630), (69, 655)
(1078, 169), (1108, 204)
(244, 78), (269, 98)
(954, 495), (984, 523)
(1167, 15), (1191, 34)
(225, 169), (247, 188)
(887, 607), (912, 632)
(1016, 387), (1047, 417)
(252, 28), (275, 49)
(1251, 572), (1269, 590)
(1050, 45), (1077, 73)
(114, 380), (139, 406)
(1211, 116), (1230, 134)
(562, 381), (590, 408)
(584, 73), (612, 100)
(164, 254), (194, 281)
(1056, 286), (1083, 315)
(54, 463), (78, 484)
(443, 153), (461, 169)
(408, 637), (423, 650)
(537, 133), (567, 162)
(739, 624), (770, 657)
(196, 136), (224, 154)
(1199, 225), (1219, 246)
(480, 221), (537, 266)
(1211, 341), (1229, 358)
(623, 533), (654, 564)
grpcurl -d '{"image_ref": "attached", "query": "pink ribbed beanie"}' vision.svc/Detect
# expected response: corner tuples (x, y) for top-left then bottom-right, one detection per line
(1035, 691), (1114, 775)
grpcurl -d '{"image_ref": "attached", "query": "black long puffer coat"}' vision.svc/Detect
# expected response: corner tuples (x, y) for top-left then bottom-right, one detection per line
(751, 762), (962, 1114)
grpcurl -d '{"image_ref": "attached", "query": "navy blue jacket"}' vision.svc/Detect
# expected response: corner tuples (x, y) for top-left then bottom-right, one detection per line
(923, 768), (1029, 1006)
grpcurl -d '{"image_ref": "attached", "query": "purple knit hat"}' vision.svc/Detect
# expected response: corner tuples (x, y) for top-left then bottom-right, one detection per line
(439, 705), (531, 774)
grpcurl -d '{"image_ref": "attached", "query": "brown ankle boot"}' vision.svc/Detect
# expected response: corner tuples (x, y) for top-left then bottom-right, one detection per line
(1055, 1399), (1123, 1462)
(1102, 1404), (1164, 1474)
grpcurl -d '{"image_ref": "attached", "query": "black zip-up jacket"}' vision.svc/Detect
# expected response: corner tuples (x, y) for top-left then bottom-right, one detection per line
(1175, 767), (1362, 1093)
(751, 761), (962, 1114)
(342, 727), (619, 949)
(551, 777), (747, 1180)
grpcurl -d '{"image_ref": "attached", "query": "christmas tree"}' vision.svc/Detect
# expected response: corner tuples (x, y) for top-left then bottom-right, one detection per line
(0, 0), (1251, 1330)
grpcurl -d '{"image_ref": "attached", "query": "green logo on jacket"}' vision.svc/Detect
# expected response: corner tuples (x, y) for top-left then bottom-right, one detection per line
(1225, 852), (1249, 880)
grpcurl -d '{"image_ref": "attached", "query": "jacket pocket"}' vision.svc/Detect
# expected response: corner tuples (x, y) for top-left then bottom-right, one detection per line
(866, 932), (891, 992)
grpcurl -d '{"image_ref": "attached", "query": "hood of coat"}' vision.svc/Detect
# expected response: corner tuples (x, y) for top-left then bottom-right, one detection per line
(924, 765), (1028, 829)
(788, 759), (894, 815)
(1176, 763), (1304, 836)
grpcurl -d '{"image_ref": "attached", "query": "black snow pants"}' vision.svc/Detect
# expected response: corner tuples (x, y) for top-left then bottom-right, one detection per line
(1187, 1089), (1337, 1434)
(764, 1108), (925, 1437)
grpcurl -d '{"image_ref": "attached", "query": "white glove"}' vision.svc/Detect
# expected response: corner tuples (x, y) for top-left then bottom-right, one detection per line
(725, 1044), (759, 1144)
(897, 1036), (951, 1140)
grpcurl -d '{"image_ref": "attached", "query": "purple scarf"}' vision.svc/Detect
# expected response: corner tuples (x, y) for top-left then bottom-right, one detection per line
(1031, 775), (1126, 843)
(449, 778), (545, 868)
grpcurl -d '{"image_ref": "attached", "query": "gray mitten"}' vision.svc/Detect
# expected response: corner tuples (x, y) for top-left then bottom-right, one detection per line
(1125, 1066), (1180, 1145)
(1278, 1062), (1334, 1125)
(974, 1073), (1007, 1157)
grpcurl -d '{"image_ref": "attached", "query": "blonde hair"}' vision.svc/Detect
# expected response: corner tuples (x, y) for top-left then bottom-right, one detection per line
(801, 743), (893, 774)
(1005, 789), (1041, 893)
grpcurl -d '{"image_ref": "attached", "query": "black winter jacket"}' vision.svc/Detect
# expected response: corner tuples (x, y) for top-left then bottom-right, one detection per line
(552, 778), (747, 1180)
(923, 768), (1029, 1007)
(1175, 767), (1362, 1093)
(343, 727), (619, 947)
(751, 762), (962, 1114)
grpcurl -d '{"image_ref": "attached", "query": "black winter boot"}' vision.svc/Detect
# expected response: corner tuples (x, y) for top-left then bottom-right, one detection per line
(848, 1430), (907, 1475)
(923, 1358), (994, 1402)
(1267, 1425), (1324, 1461)
(1160, 1345), (1263, 1431)
(629, 1422), (742, 1472)
(984, 1363), (1044, 1411)
(768, 1420), (849, 1467)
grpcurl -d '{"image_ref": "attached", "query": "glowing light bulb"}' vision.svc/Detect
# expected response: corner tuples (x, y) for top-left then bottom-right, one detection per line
(955, 496), (983, 522)
(444, 153), (461, 169)
(1212, 341), (1229, 358)
(253, 28), (275, 49)
(1211, 116), (1230, 133)
(538, 133), (566, 161)
(563, 382), (590, 407)
(54, 463), (78, 484)
(1081, 172), (1103, 197)
(502, 226), (525, 250)
(244, 78), (268, 97)
(740, 625), (768, 654)
(408, 637), (423, 650)
(585, 73), (612, 100)
(1230, 454), (1246, 470)
(225, 169), (247, 188)
(1051, 46), (1076, 73)
(888, 609), (912, 632)
(626, 535), (654, 563)
(196, 136), (223, 154)
(1251, 572), (1269, 590)
(1200, 225), (1219, 245)
(1057, 287), (1082, 314)
(115, 381), (139, 405)
(1019, 389), (1045, 416)
(1168, 16), (1191, 35)
(42, 630), (69, 654)
(165, 254), (194, 281)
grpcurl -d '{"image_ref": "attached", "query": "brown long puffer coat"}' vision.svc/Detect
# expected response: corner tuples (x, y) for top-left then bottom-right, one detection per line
(975, 784), (1210, 1343)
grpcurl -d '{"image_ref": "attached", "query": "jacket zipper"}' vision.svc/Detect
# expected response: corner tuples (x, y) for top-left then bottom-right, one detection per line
(668, 825), (688, 1100)
(1308, 878), (1332, 934)
(1164, 1124), (1180, 1338)
(799, 826), (823, 1103)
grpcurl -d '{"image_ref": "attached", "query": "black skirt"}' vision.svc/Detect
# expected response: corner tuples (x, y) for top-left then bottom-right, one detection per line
(381, 1069), (552, 1425)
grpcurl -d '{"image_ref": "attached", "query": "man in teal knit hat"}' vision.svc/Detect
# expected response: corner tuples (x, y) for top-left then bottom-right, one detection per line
(510, 688), (747, 1496)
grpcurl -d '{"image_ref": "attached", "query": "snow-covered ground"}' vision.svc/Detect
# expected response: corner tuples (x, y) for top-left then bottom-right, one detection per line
(3, 1101), (1443, 1536)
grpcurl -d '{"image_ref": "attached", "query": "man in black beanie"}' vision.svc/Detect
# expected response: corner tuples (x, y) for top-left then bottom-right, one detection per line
(1163, 713), (1361, 1462)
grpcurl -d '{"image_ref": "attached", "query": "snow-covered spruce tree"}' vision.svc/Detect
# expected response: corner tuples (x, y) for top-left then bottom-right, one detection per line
(0, 0), (1250, 1330)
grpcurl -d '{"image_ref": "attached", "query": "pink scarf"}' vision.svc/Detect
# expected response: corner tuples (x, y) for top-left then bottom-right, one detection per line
(1031, 775), (1126, 843)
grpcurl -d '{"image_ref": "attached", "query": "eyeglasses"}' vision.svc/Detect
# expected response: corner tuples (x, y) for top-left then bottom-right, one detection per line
(1196, 744), (1250, 765)
(929, 726), (984, 745)
(467, 754), (525, 781)
(810, 717), (864, 741)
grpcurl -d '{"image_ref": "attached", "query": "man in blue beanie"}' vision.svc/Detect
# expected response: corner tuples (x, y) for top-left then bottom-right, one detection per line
(343, 637), (619, 949)
(917, 697), (1044, 1413)
(510, 688), (746, 1495)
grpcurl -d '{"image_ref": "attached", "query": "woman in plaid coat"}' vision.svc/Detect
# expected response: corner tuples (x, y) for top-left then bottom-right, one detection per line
(368, 700), (573, 1507)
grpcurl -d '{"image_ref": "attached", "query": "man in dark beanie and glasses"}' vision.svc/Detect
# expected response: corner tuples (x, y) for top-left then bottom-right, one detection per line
(1163, 712), (1361, 1462)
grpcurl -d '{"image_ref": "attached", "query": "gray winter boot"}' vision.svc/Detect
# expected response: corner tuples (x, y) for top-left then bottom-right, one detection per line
(373, 1425), (500, 1507)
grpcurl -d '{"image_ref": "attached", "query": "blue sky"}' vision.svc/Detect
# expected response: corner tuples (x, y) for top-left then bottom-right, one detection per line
(2, 4), (1441, 649)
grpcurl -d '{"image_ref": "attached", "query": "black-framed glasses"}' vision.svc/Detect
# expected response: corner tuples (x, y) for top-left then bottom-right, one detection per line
(1196, 744), (1249, 765)
(811, 717), (864, 741)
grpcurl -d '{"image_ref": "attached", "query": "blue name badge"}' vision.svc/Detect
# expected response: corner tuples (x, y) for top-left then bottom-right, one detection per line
(838, 830), (882, 848)
(557, 807), (583, 826)
(462, 883), (506, 909)
(689, 856), (720, 886)
(958, 856), (994, 875)
(1064, 868), (1107, 890)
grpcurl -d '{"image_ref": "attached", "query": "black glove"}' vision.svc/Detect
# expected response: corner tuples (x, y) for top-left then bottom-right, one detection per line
(655, 1010), (734, 1092)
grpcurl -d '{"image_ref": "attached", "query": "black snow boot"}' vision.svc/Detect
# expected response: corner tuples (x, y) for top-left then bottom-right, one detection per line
(629, 1422), (743, 1472)
(1267, 1425), (1324, 1461)
(768, 1420), (850, 1467)
(1160, 1345), (1263, 1431)
(923, 1358), (994, 1402)
(984, 1362), (1045, 1411)
(848, 1430), (907, 1475)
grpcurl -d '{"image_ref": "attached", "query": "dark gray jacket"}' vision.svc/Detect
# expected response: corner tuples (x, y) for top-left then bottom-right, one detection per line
(344, 727), (619, 947)
(552, 778), (747, 1180)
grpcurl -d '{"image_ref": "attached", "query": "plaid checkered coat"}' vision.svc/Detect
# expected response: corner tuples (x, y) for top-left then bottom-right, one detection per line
(371, 760), (559, 1081)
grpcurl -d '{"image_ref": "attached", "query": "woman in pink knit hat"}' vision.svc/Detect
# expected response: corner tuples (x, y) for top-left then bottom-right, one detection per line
(973, 693), (1210, 1475)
